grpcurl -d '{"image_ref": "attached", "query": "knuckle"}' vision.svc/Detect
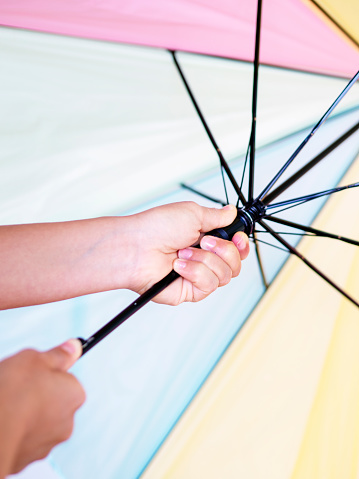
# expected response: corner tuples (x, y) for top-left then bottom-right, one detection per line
(69, 374), (86, 408)
(37, 446), (52, 461)
(183, 201), (202, 228)
(206, 276), (219, 294)
(61, 419), (75, 442)
(19, 348), (38, 359)
(232, 259), (242, 278)
(188, 261), (202, 281)
(193, 292), (208, 303)
(186, 200), (198, 209)
(218, 242), (240, 267)
(194, 268), (219, 296)
(219, 269), (232, 286)
(18, 348), (40, 366)
(76, 384), (87, 407)
(184, 200), (199, 216)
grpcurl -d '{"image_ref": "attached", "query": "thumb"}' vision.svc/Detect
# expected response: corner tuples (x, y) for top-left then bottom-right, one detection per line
(200, 204), (237, 233)
(41, 338), (83, 371)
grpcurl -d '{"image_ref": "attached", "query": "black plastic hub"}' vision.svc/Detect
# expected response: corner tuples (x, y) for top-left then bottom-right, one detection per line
(208, 200), (266, 240)
(241, 200), (267, 235)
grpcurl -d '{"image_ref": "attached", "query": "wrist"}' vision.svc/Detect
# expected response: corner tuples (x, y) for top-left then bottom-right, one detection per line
(110, 215), (142, 291)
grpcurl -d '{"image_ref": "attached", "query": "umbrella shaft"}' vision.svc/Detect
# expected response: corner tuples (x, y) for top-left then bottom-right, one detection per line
(79, 269), (180, 355)
(79, 203), (266, 355)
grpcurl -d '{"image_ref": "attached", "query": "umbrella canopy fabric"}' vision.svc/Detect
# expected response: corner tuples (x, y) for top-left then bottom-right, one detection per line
(0, 1), (358, 479)
(310, 0), (359, 46)
(1, 0), (359, 77)
(140, 154), (359, 479)
(0, 26), (358, 223)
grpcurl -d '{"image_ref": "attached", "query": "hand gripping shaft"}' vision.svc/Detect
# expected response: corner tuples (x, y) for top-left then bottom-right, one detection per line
(79, 201), (266, 355)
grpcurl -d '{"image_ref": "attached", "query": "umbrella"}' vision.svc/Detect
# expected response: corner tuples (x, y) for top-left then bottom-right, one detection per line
(0, 1), (358, 478)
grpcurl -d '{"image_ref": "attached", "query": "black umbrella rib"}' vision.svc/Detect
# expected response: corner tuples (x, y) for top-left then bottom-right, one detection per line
(240, 134), (251, 191)
(259, 220), (359, 307)
(180, 183), (226, 206)
(171, 51), (246, 205)
(252, 236), (290, 254)
(309, 0), (359, 49)
(264, 216), (359, 246)
(256, 230), (317, 238)
(257, 70), (359, 201)
(262, 120), (359, 205)
(266, 181), (359, 211)
(253, 231), (269, 289)
(236, 138), (252, 208)
(248, 0), (263, 202)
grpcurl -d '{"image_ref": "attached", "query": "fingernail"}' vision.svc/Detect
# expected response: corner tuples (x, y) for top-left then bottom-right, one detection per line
(178, 248), (193, 260)
(202, 237), (216, 249)
(60, 339), (79, 355)
(234, 233), (246, 249)
(174, 259), (187, 269)
(222, 204), (235, 211)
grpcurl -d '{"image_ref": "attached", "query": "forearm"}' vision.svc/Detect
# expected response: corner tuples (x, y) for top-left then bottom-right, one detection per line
(0, 202), (250, 310)
(0, 217), (138, 309)
(0, 399), (23, 478)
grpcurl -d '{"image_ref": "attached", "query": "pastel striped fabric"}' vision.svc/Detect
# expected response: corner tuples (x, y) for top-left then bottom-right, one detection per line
(0, 1), (358, 478)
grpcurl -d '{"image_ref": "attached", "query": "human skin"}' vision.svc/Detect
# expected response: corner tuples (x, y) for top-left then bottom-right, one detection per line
(0, 339), (85, 478)
(0, 202), (249, 310)
(0, 202), (249, 476)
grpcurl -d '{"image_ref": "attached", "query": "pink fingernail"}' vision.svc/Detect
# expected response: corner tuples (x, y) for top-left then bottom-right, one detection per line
(178, 248), (193, 260)
(222, 204), (234, 210)
(202, 237), (216, 249)
(60, 339), (77, 355)
(174, 259), (187, 269)
(234, 234), (246, 249)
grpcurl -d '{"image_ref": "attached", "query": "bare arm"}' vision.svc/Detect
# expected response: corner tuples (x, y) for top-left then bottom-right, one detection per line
(0, 202), (249, 310)
(0, 217), (136, 309)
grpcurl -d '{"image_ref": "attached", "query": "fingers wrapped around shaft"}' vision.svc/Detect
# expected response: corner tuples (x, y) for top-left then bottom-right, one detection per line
(232, 232), (250, 260)
(173, 234), (248, 302)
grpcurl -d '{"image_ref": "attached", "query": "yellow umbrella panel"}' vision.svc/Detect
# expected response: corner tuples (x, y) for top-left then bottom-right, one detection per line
(142, 153), (359, 479)
(305, 0), (359, 47)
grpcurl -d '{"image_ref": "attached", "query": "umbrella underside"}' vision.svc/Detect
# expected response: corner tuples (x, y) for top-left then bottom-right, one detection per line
(0, 1), (359, 478)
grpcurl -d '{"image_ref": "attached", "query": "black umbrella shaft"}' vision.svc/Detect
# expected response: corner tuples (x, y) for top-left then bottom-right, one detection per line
(79, 207), (257, 355)
(79, 269), (179, 354)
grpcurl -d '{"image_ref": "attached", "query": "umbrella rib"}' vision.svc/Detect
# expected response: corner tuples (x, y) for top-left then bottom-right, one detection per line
(240, 134), (251, 190)
(220, 167), (229, 205)
(309, 0), (359, 49)
(262, 120), (359, 205)
(252, 236), (291, 254)
(264, 216), (359, 246)
(253, 231), (269, 288)
(248, 0), (263, 202)
(264, 200), (318, 217)
(180, 183), (226, 206)
(266, 181), (359, 211)
(256, 229), (316, 238)
(236, 137), (252, 208)
(259, 220), (359, 307)
(171, 50), (246, 205)
(257, 70), (359, 201)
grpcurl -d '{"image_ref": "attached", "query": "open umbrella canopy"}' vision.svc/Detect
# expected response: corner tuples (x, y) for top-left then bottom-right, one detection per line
(141, 158), (359, 479)
(0, 1), (358, 478)
(1, 0), (359, 76)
